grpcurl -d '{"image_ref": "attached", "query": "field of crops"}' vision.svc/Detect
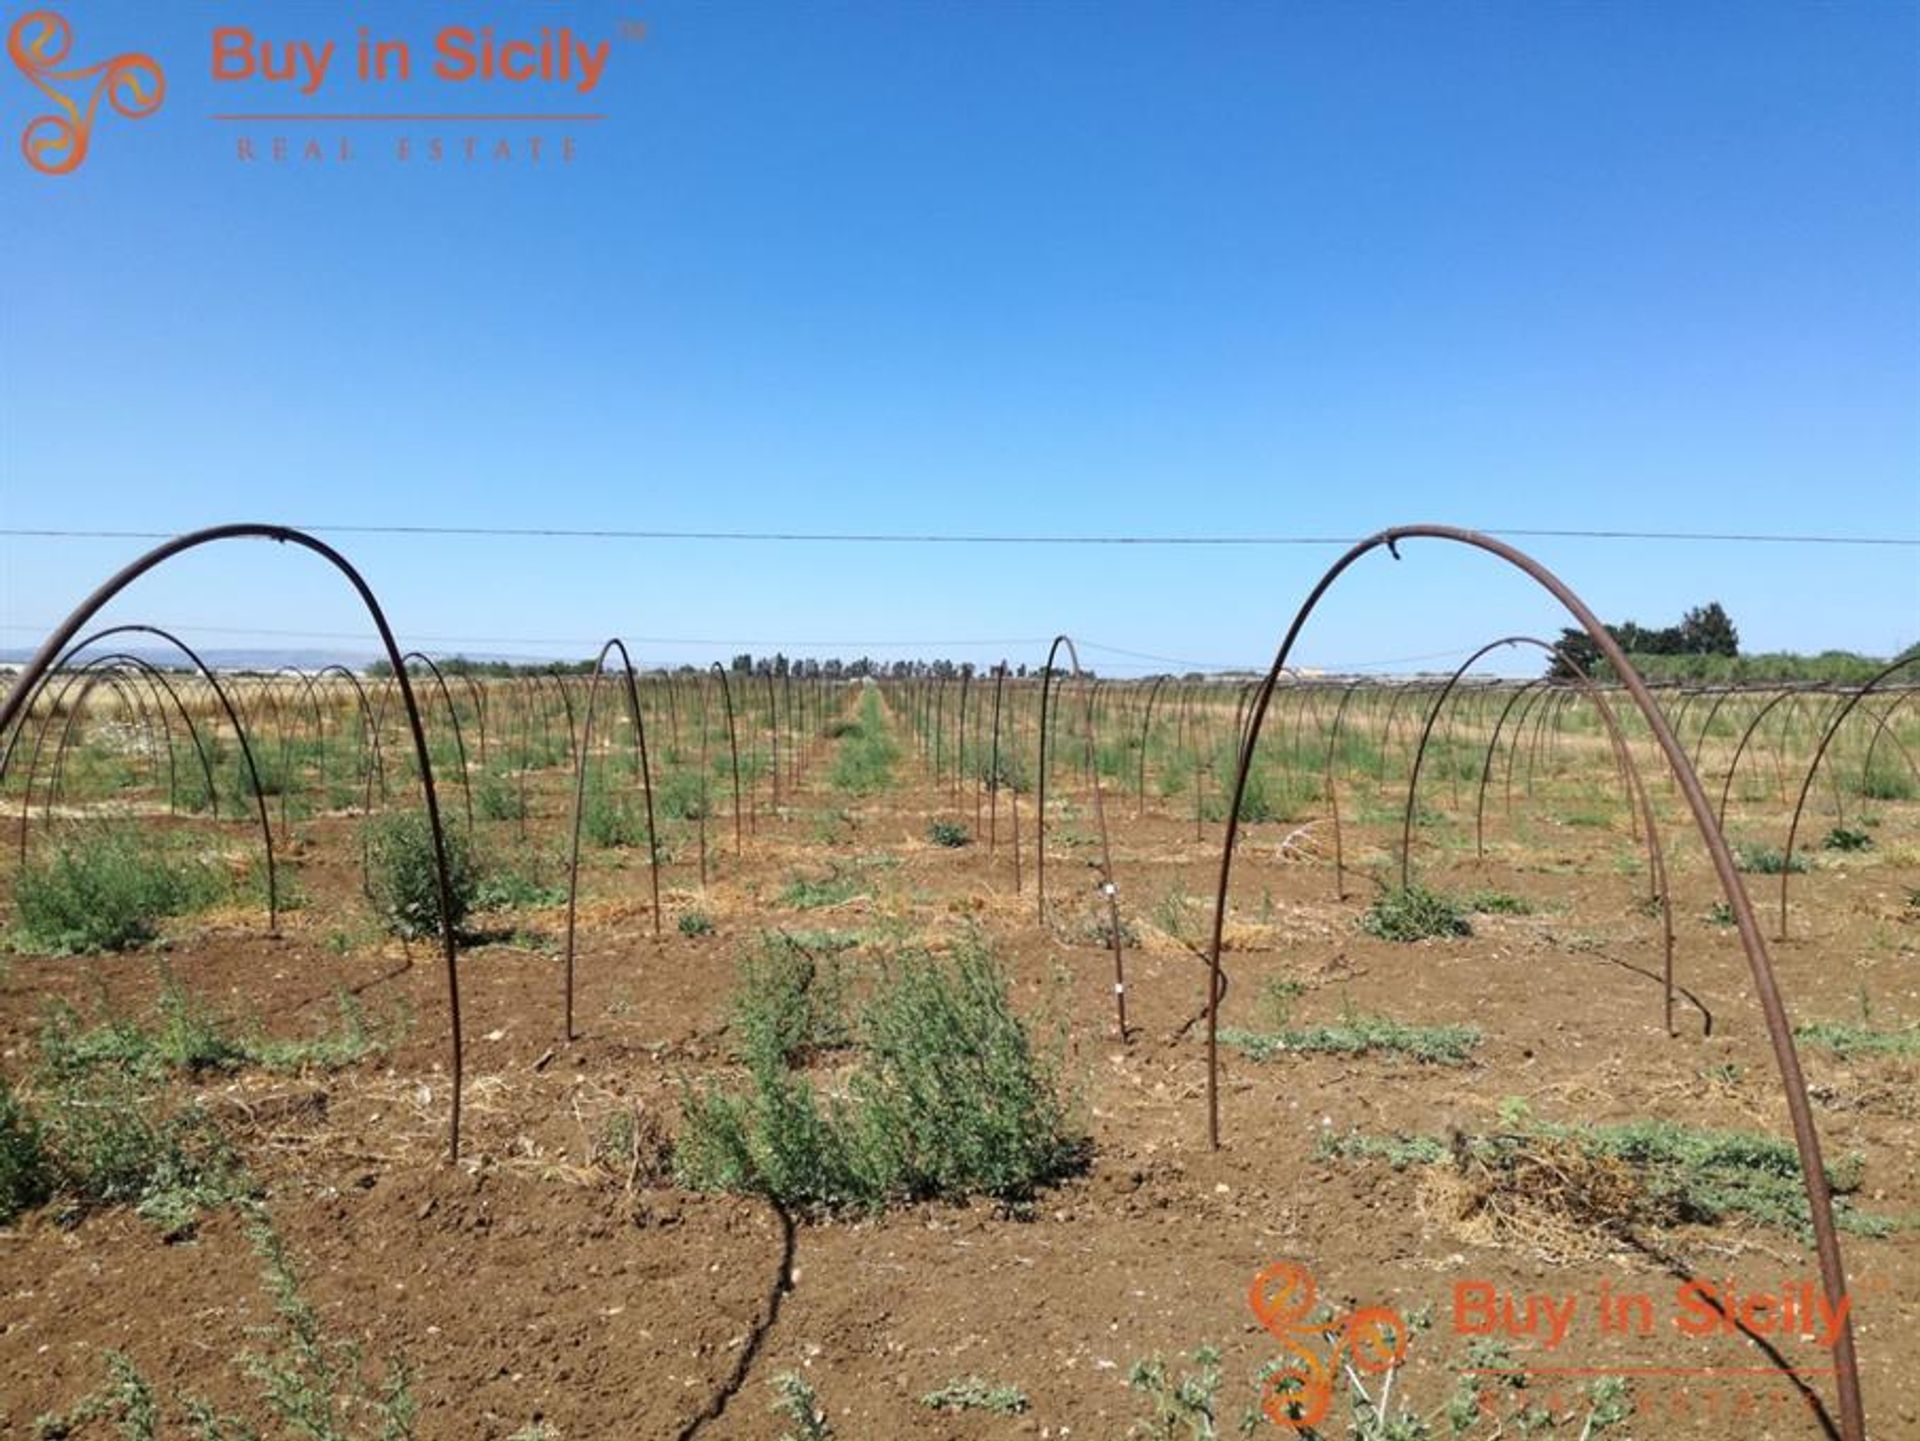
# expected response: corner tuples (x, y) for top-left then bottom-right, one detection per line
(1, 537), (1916, 1441)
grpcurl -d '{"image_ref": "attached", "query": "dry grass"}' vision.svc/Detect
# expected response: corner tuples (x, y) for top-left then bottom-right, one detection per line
(1416, 1133), (1658, 1263)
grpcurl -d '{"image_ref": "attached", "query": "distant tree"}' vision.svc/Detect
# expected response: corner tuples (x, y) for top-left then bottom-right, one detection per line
(730, 653), (753, 674)
(1678, 602), (1739, 657)
(1545, 601), (1739, 677)
(1547, 628), (1601, 680)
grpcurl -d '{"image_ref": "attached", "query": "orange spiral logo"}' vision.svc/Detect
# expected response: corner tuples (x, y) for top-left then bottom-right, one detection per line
(1249, 1261), (1409, 1430)
(9, 10), (164, 175)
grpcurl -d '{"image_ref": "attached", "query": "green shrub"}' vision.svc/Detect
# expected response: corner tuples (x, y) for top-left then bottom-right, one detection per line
(11, 829), (224, 954)
(976, 748), (1030, 794)
(472, 864), (566, 911)
(30, 1067), (245, 1236)
(1466, 889), (1533, 915)
(1199, 759), (1296, 823)
(1823, 825), (1873, 853)
(653, 768), (708, 821)
(1260, 977), (1306, 1028)
(678, 910), (714, 937)
(37, 983), (387, 1086)
(0, 1078), (51, 1223)
(1360, 885), (1471, 942)
(729, 933), (850, 1064)
(1734, 843), (1807, 875)
(476, 772), (528, 822)
(1858, 763), (1914, 801)
(677, 936), (1085, 1211)
(927, 820), (970, 848)
(361, 811), (475, 939)
(35, 1212), (417, 1436)
(582, 782), (647, 848)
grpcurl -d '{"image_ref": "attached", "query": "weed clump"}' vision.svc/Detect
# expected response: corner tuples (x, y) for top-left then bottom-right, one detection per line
(1222, 1013), (1481, 1066)
(361, 811), (476, 939)
(1793, 1019), (1920, 1059)
(1323, 1118), (1891, 1244)
(920, 1377), (1029, 1415)
(11, 829), (224, 954)
(926, 820), (970, 848)
(677, 934), (1085, 1211)
(829, 690), (899, 795)
(1734, 842), (1807, 875)
(1359, 884), (1471, 942)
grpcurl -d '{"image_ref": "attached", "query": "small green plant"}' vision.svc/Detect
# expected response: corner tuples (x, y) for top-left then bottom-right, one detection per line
(1360, 885), (1471, 942)
(1221, 1013), (1480, 1066)
(926, 820), (970, 848)
(36, 981), (389, 1087)
(678, 910), (715, 937)
(1794, 1019), (1920, 1059)
(32, 1069), (245, 1237)
(361, 811), (477, 939)
(829, 691), (899, 795)
(728, 933), (851, 1065)
(1823, 825), (1873, 853)
(1322, 1118), (1891, 1238)
(35, 1210), (420, 1437)
(29, 1350), (160, 1440)
(677, 934), (1085, 1212)
(476, 772), (528, 822)
(241, 1208), (419, 1439)
(1704, 900), (1735, 927)
(920, 1376), (1030, 1415)
(1127, 1345), (1222, 1439)
(1261, 977), (1307, 1028)
(1078, 911), (1141, 949)
(583, 782), (648, 848)
(473, 864), (566, 911)
(779, 867), (864, 910)
(1154, 889), (1201, 945)
(0, 1077), (52, 1223)
(1465, 889), (1533, 916)
(770, 1372), (833, 1441)
(1733, 842), (1807, 875)
(11, 829), (224, 954)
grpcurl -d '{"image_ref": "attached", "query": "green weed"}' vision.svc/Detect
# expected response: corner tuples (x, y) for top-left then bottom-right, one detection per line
(677, 934), (1084, 1212)
(920, 1376), (1030, 1415)
(11, 829), (224, 955)
(1360, 885), (1471, 942)
(361, 811), (476, 939)
(1222, 1013), (1480, 1066)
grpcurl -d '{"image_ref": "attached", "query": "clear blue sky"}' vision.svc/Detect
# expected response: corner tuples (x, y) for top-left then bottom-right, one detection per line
(2, 0), (1915, 674)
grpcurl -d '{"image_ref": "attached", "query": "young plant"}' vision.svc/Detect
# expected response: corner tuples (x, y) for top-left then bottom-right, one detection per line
(1360, 885), (1471, 942)
(361, 811), (476, 939)
(926, 820), (970, 848)
(11, 828), (224, 955)
(920, 1376), (1030, 1415)
(770, 1372), (833, 1441)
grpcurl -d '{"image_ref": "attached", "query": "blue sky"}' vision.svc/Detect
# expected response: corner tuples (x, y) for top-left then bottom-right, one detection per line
(2, 0), (1915, 674)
